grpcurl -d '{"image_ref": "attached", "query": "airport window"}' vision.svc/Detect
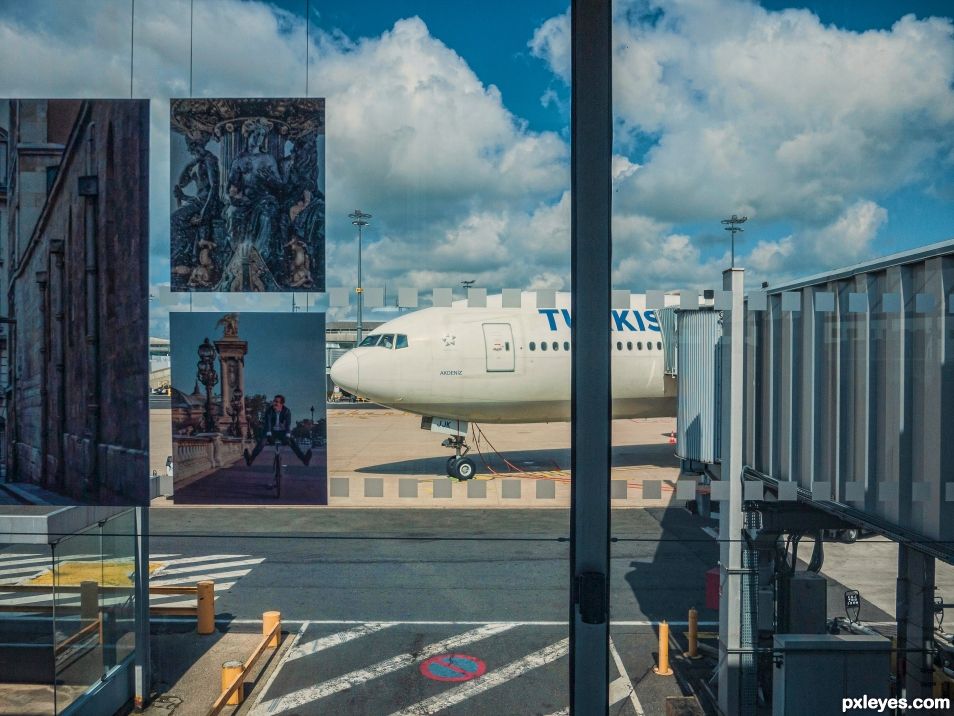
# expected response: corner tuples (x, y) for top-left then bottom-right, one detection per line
(529, 341), (536, 351)
(396, 334), (408, 349)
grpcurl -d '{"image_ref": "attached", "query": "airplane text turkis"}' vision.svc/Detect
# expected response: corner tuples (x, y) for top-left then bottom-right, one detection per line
(537, 309), (661, 332)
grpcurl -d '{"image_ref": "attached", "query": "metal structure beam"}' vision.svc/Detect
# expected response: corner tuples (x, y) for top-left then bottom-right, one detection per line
(718, 268), (746, 715)
(897, 545), (935, 701)
(569, 0), (611, 713)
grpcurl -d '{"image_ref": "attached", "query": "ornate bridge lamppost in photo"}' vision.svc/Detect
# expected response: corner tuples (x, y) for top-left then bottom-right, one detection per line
(196, 338), (219, 434)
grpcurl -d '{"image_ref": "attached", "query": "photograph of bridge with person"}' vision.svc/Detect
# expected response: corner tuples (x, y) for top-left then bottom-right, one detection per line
(169, 311), (327, 504)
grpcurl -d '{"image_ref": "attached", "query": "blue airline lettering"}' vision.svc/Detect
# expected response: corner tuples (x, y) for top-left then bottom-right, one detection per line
(644, 310), (661, 332)
(537, 309), (660, 332)
(539, 308), (560, 330)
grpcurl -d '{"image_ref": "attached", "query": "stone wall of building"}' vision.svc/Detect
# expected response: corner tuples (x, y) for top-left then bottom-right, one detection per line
(6, 100), (149, 504)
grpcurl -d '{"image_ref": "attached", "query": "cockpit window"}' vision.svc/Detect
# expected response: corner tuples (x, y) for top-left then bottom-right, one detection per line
(396, 334), (408, 349)
(380, 334), (395, 349)
(359, 335), (381, 347)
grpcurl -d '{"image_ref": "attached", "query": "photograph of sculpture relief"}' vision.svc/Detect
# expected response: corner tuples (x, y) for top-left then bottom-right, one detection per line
(169, 98), (325, 292)
(169, 312), (328, 505)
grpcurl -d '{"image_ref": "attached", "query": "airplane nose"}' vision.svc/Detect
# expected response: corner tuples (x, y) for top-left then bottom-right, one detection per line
(330, 351), (359, 394)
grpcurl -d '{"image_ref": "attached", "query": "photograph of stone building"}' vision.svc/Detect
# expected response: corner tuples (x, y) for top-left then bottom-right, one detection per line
(170, 98), (325, 293)
(0, 99), (150, 505)
(169, 312), (327, 504)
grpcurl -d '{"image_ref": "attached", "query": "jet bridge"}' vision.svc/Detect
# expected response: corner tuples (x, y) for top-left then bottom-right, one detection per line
(665, 237), (954, 713)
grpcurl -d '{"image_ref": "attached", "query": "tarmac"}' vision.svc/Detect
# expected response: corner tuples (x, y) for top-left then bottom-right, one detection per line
(155, 408), (681, 509)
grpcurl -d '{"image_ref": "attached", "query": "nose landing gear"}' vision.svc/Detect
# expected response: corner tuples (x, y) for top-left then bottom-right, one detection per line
(442, 435), (477, 480)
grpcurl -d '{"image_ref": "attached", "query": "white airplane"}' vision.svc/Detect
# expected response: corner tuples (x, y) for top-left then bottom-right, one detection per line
(329, 292), (677, 479)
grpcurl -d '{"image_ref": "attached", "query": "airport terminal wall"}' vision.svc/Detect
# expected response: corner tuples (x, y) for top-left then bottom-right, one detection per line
(741, 239), (954, 556)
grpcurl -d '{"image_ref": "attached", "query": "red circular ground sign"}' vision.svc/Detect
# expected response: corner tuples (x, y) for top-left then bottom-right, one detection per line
(420, 653), (487, 682)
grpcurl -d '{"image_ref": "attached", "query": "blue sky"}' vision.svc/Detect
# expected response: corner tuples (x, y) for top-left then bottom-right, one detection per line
(170, 312), (325, 414)
(0, 0), (951, 338)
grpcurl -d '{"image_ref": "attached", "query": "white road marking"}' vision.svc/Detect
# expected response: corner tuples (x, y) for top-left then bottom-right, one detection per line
(152, 569), (255, 584)
(148, 617), (718, 628)
(388, 638), (570, 716)
(285, 622), (395, 662)
(252, 622), (518, 715)
(248, 620), (311, 713)
(151, 557), (265, 576)
(542, 710), (569, 716)
(609, 636), (644, 715)
(154, 553), (257, 566)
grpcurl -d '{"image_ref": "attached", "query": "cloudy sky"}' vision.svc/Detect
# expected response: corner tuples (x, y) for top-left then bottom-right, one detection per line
(1, 0), (952, 337)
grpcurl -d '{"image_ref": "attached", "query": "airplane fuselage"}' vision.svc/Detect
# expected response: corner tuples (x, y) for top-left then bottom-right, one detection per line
(330, 294), (677, 423)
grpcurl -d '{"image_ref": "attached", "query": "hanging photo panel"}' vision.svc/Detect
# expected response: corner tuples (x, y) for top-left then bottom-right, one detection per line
(170, 98), (326, 292)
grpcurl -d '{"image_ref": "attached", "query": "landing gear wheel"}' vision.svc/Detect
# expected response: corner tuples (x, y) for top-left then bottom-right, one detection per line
(453, 457), (477, 480)
(447, 457), (458, 477)
(839, 528), (859, 544)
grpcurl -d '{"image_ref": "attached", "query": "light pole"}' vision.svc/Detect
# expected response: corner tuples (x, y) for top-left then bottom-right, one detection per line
(349, 209), (372, 345)
(721, 214), (747, 268)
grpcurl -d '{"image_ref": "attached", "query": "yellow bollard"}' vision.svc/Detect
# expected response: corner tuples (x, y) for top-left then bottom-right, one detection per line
(654, 620), (674, 676)
(263, 611), (281, 648)
(685, 607), (701, 659)
(197, 580), (215, 635)
(221, 660), (244, 706)
(80, 580), (99, 621)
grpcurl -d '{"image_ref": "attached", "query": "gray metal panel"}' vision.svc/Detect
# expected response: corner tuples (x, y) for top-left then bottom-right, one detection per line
(744, 243), (954, 560)
(657, 307), (678, 375)
(675, 310), (722, 463)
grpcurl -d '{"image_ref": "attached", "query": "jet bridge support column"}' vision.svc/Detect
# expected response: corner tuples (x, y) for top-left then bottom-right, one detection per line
(897, 544), (936, 701)
(718, 267), (747, 715)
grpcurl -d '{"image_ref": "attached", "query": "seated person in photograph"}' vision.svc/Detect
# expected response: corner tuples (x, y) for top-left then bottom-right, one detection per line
(244, 395), (312, 466)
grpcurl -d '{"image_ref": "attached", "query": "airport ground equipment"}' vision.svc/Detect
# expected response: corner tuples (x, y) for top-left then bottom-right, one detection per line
(772, 634), (891, 715)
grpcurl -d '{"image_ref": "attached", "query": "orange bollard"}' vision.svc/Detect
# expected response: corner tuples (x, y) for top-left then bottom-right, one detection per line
(654, 620), (674, 676)
(263, 611), (281, 648)
(197, 580), (215, 635)
(221, 660), (244, 706)
(685, 607), (701, 659)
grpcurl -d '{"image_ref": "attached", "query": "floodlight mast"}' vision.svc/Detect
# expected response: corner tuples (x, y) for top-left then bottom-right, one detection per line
(349, 209), (372, 345)
(721, 214), (747, 268)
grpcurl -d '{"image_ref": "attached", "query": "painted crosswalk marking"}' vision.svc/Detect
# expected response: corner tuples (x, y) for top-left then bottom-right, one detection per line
(388, 638), (570, 716)
(252, 623), (518, 715)
(0, 551), (264, 611)
(285, 622), (394, 662)
(609, 636), (644, 715)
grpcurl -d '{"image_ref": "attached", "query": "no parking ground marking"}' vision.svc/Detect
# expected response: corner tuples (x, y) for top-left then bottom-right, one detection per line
(420, 654), (487, 682)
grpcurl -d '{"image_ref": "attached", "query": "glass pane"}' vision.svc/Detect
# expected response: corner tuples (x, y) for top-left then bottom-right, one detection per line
(52, 523), (104, 713)
(611, 1), (954, 713)
(0, 543), (56, 715)
(145, 0), (574, 712)
(100, 510), (137, 672)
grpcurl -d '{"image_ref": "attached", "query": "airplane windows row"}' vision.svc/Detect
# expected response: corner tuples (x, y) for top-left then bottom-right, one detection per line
(526, 340), (662, 353)
(527, 341), (571, 352)
(358, 333), (409, 349)
(614, 340), (664, 352)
